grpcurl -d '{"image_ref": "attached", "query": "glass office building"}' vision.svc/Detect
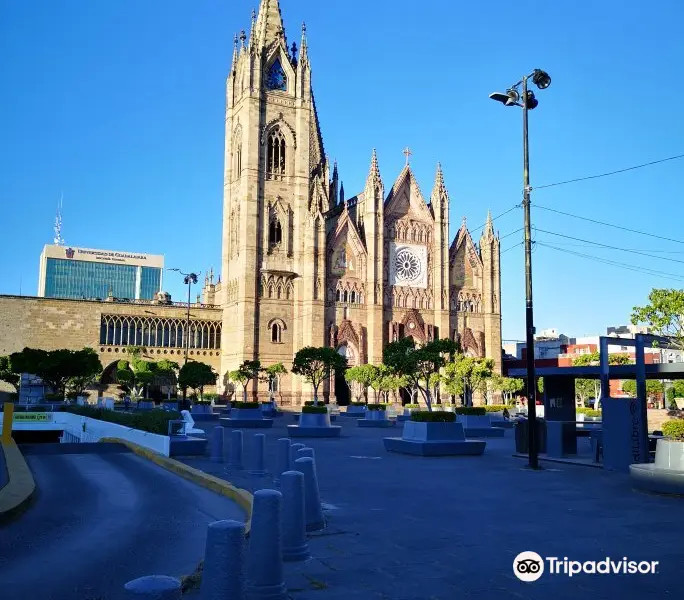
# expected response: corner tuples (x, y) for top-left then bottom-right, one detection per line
(38, 245), (164, 301)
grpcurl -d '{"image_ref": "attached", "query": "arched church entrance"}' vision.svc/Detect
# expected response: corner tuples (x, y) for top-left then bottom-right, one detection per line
(334, 343), (355, 406)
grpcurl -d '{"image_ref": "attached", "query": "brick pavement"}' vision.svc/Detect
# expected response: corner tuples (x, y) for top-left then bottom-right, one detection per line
(182, 416), (682, 600)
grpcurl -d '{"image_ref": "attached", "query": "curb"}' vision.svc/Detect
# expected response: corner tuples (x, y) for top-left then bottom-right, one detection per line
(98, 438), (254, 595)
(98, 437), (253, 531)
(0, 440), (37, 524)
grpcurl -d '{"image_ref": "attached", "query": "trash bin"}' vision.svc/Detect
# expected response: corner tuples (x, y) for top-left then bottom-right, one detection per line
(514, 418), (547, 454)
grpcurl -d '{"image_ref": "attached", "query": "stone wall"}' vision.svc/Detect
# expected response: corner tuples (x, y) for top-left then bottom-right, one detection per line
(0, 295), (222, 375)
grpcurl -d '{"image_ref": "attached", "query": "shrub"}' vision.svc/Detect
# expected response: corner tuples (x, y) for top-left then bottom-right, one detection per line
(302, 405), (328, 414)
(404, 404), (421, 409)
(203, 393), (219, 401)
(65, 405), (181, 435)
(233, 402), (260, 409)
(366, 404), (387, 411)
(410, 411), (456, 423)
(194, 400), (212, 406)
(662, 420), (684, 441)
(45, 393), (64, 401)
(483, 405), (508, 412)
(304, 401), (316, 406)
(454, 407), (486, 416)
(577, 407), (601, 417)
(350, 402), (367, 407)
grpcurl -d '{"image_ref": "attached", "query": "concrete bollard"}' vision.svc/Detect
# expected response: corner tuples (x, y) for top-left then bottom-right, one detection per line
(289, 443), (306, 469)
(222, 426), (232, 463)
(274, 438), (291, 485)
(200, 520), (245, 600)
(280, 471), (310, 562)
(229, 430), (244, 469)
(297, 447), (314, 461)
(249, 434), (266, 476)
(246, 490), (287, 600)
(293, 457), (325, 532)
(123, 575), (181, 599)
(210, 427), (224, 463)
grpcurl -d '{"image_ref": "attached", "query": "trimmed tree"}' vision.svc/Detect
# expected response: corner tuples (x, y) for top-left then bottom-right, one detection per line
(292, 346), (347, 406)
(442, 354), (494, 406)
(262, 363), (287, 402)
(179, 361), (217, 402)
(65, 348), (102, 397)
(621, 379), (663, 400)
(492, 375), (524, 405)
(228, 360), (262, 403)
(345, 364), (376, 403)
(377, 368), (408, 404)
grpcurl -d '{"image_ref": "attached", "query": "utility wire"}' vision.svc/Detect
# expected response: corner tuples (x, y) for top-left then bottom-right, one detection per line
(535, 242), (684, 283)
(534, 204), (684, 245)
(533, 153), (684, 190)
(470, 204), (520, 233)
(534, 228), (684, 265)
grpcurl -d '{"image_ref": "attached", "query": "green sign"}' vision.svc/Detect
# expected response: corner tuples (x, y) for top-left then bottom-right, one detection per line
(13, 412), (52, 422)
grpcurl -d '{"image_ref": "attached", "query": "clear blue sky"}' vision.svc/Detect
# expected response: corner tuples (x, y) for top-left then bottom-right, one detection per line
(1, 0), (683, 342)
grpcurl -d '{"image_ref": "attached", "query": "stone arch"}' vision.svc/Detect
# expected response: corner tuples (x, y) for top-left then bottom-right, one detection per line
(261, 115), (297, 149)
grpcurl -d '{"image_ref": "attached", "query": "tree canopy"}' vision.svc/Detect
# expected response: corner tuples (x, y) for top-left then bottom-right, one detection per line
(179, 361), (217, 398)
(345, 364), (377, 403)
(632, 288), (684, 349)
(0, 355), (20, 392)
(621, 379), (663, 399)
(492, 375), (524, 404)
(261, 363), (287, 399)
(292, 346), (347, 405)
(441, 354), (494, 405)
(229, 360), (262, 402)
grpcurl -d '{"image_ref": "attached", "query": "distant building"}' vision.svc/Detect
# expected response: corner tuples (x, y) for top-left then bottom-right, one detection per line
(504, 329), (575, 361)
(38, 245), (164, 301)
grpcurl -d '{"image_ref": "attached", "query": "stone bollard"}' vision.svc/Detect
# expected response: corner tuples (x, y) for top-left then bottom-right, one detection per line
(123, 575), (181, 599)
(222, 426), (232, 463)
(200, 520), (245, 600)
(289, 443), (306, 469)
(274, 438), (291, 485)
(280, 471), (310, 562)
(293, 457), (325, 532)
(210, 427), (224, 463)
(297, 447), (314, 461)
(249, 434), (266, 476)
(229, 430), (244, 470)
(246, 490), (287, 600)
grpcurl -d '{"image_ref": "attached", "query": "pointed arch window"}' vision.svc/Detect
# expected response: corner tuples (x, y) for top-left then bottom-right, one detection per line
(266, 58), (287, 91)
(267, 128), (286, 179)
(269, 217), (283, 249)
(271, 322), (282, 343)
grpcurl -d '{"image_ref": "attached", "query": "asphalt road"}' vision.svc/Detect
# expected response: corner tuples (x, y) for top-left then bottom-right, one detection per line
(0, 449), (245, 600)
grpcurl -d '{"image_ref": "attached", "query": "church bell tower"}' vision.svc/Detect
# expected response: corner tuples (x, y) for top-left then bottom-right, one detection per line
(220, 0), (330, 399)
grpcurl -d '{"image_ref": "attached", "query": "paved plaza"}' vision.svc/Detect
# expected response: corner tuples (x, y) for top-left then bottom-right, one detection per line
(183, 417), (682, 600)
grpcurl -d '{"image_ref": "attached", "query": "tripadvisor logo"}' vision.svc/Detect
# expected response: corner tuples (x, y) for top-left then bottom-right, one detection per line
(513, 552), (659, 582)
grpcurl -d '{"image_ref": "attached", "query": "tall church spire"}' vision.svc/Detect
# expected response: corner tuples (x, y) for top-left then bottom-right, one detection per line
(231, 33), (239, 73)
(367, 149), (382, 186)
(300, 22), (309, 62)
(256, 0), (286, 48)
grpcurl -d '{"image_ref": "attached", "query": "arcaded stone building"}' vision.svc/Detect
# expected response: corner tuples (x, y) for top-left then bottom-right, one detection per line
(211, 0), (502, 403)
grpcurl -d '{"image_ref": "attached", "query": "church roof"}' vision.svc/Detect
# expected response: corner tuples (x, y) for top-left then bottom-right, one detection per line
(449, 217), (483, 268)
(384, 164), (433, 222)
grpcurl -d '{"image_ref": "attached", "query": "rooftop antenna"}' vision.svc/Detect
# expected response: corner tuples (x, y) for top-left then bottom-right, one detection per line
(53, 192), (65, 246)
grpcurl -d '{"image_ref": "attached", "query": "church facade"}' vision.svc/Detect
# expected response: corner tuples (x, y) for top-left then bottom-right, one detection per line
(206, 0), (502, 404)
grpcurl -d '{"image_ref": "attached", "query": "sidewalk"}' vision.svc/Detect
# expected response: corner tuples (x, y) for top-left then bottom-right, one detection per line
(182, 417), (682, 600)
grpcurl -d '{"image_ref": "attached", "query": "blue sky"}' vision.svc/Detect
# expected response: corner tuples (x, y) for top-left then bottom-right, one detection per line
(1, 0), (683, 342)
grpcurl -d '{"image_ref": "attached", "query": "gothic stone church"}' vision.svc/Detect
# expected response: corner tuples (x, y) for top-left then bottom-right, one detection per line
(207, 0), (502, 404)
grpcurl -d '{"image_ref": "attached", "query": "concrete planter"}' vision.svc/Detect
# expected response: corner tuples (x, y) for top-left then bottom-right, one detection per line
(342, 405), (367, 417)
(220, 407), (273, 428)
(137, 400), (155, 410)
(456, 414), (505, 438)
(384, 420), (486, 456)
(630, 439), (684, 495)
(161, 402), (179, 411)
(191, 404), (213, 414)
(358, 409), (394, 428)
(288, 411), (341, 438)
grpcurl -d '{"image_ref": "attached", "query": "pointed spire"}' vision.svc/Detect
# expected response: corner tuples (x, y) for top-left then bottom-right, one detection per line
(340, 182), (345, 204)
(461, 216), (468, 229)
(366, 149), (382, 186)
(300, 22), (308, 61)
(240, 29), (247, 50)
(231, 33), (239, 71)
(333, 159), (338, 178)
(483, 210), (495, 238)
(256, 0), (286, 48)
(431, 162), (449, 218)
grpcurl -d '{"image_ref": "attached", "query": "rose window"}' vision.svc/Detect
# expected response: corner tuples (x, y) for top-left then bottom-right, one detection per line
(395, 248), (422, 282)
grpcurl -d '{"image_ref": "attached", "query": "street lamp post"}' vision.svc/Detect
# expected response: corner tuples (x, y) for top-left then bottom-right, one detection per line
(490, 69), (551, 470)
(169, 268), (199, 409)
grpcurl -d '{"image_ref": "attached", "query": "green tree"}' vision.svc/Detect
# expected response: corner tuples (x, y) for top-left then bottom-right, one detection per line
(377, 367), (408, 404)
(345, 364), (376, 403)
(262, 363), (287, 401)
(0, 355), (20, 392)
(673, 380), (684, 398)
(442, 354), (494, 406)
(575, 378), (600, 405)
(621, 379), (663, 399)
(228, 360), (262, 402)
(632, 288), (684, 349)
(292, 346), (347, 405)
(492, 375), (524, 405)
(65, 348), (102, 397)
(384, 338), (459, 410)
(179, 361), (217, 400)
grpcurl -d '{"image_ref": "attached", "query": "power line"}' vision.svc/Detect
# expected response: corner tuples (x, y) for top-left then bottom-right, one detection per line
(534, 204), (684, 245)
(470, 204), (520, 233)
(533, 153), (684, 190)
(499, 227), (523, 241)
(537, 242), (684, 254)
(534, 228), (684, 265)
(535, 242), (684, 283)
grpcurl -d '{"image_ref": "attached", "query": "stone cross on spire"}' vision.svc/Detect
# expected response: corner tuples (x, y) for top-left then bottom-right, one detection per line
(403, 147), (412, 166)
